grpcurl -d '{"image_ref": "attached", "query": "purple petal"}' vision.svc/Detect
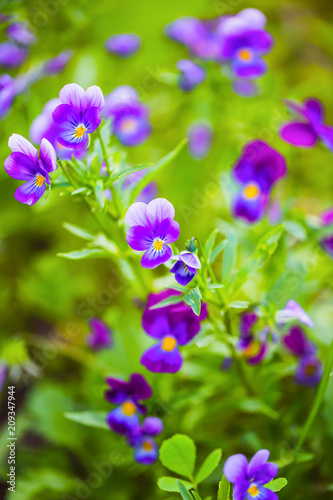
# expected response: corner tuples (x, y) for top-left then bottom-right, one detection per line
(319, 124), (333, 151)
(276, 300), (314, 328)
(114, 115), (152, 147)
(238, 9), (267, 30)
(126, 225), (154, 251)
(305, 98), (324, 125)
(164, 17), (206, 46)
(177, 59), (206, 92)
(247, 449), (270, 476)
(8, 133), (38, 160)
(232, 79), (258, 98)
(155, 218), (180, 243)
(320, 208), (333, 227)
(256, 487), (278, 500)
(179, 251), (201, 269)
(129, 373), (152, 400)
(141, 417), (163, 436)
(125, 202), (150, 227)
(170, 261), (196, 286)
(14, 179), (45, 205)
(141, 244), (172, 269)
(40, 138), (57, 173)
(223, 454), (248, 483)
(231, 54), (267, 79)
(6, 22), (37, 46)
(83, 107), (102, 133)
(141, 342), (183, 373)
(173, 319), (199, 345)
(4, 152), (37, 180)
(233, 480), (249, 500)
(105, 33), (141, 58)
(85, 85), (104, 110)
(134, 437), (159, 465)
(252, 463), (278, 486)
(295, 355), (323, 386)
(106, 406), (139, 435)
(86, 317), (112, 351)
(282, 325), (315, 357)
(321, 235), (333, 259)
(142, 314), (171, 340)
(103, 86), (139, 117)
(247, 342), (268, 365)
(0, 41), (28, 68)
(43, 50), (73, 75)
(146, 198), (176, 227)
(280, 122), (317, 147)
(240, 312), (258, 337)
(187, 123), (213, 159)
(59, 83), (85, 110)
(233, 188), (268, 223)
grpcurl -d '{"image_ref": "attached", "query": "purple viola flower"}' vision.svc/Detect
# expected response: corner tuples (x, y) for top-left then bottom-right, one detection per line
(232, 140), (287, 223)
(177, 59), (206, 92)
(125, 198), (180, 269)
(170, 251), (201, 286)
(276, 300), (314, 329)
(223, 449), (278, 500)
(282, 325), (316, 358)
(52, 83), (104, 150)
(105, 33), (141, 58)
(6, 22), (37, 46)
(30, 98), (87, 160)
(85, 317), (113, 351)
(43, 50), (73, 75)
(0, 74), (16, 119)
(164, 17), (206, 47)
(103, 85), (151, 147)
(237, 312), (268, 365)
(187, 123), (213, 160)
(4, 134), (57, 205)
(219, 8), (273, 79)
(320, 207), (333, 259)
(295, 355), (323, 386)
(122, 170), (158, 204)
(105, 373), (152, 435)
(0, 41), (28, 68)
(129, 417), (163, 465)
(280, 98), (333, 151)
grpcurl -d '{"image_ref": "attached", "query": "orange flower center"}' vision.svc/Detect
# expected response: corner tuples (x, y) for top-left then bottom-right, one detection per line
(244, 184), (260, 199)
(74, 124), (87, 138)
(242, 341), (259, 358)
(153, 239), (164, 251)
(35, 174), (45, 187)
(142, 440), (153, 451)
(248, 484), (259, 497)
(122, 401), (136, 416)
(162, 336), (177, 352)
(239, 49), (252, 61)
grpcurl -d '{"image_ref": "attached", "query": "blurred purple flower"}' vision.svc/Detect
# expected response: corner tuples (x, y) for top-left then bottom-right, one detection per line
(52, 83), (104, 149)
(4, 134), (57, 205)
(295, 355), (323, 386)
(237, 311), (268, 365)
(170, 250), (201, 286)
(280, 98), (333, 150)
(43, 50), (73, 75)
(6, 22), (37, 46)
(122, 170), (158, 204)
(232, 140), (287, 223)
(187, 123), (213, 159)
(177, 59), (206, 92)
(105, 33), (141, 58)
(0, 364), (7, 392)
(282, 325), (316, 358)
(0, 74), (15, 119)
(125, 198), (179, 269)
(127, 417), (163, 465)
(86, 317), (113, 351)
(276, 300), (314, 328)
(232, 78), (258, 98)
(223, 449), (278, 500)
(320, 207), (333, 259)
(0, 41), (28, 68)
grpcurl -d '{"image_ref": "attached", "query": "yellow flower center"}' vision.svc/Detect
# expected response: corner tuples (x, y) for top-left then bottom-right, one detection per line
(35, 174), (45, 187)
(162, 336), (177, 352)
(153, 239), (164, 251)
(243, 341), (259, 359)
(244, 184), (260, 199)
(121, 118), (137, 133)
(248, 485), (259, 497)
(122, 401), (136, 416)
(142, 440), (153, 451)
(74, 124), (87, 138)
(239, 49), (252, 61)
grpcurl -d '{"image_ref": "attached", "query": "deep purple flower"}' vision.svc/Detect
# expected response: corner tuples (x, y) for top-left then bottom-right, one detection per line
(237, 312), (268, 365)
(282, 325), (316, 358)
(125, 198), (179, 269)
(105, 373), (152, 435)
(86, 317), (113, 351)
(103, 85), (151, 147)
(187, 123), (213, 159)
(295, 355), (323, 386)
(177, 59), (206, 92)
(170, 251), (201, 286)
(129, 417), (163, 465)
(105, 33), (141, 58)
(6, 22), (37, 46)
(52, 83), (104, 149)
(0, 41), (28, 68)
(232, 140), (287, 223)
(4, 134), (57, 205)
(276, 300), (314, 329)
(43, 50), (73, 75)
(0, 74), (15, 119)
(30, 98), (87, 160)
(320, 207), (333, 259)
(122, 170), (158, 204)
(224, 449), (278, 500)
(280, 98), (333, 151)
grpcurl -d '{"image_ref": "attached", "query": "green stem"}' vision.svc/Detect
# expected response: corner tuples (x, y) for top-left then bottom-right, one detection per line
(199, 242), (224, 307)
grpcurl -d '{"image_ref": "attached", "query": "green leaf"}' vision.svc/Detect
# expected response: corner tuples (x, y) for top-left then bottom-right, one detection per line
(110, 163), (153, 182)
(57, 248), (107, 259)
(227, 301), (250, 309)
(217, 475), (230, 500)
(239, 398), (279, 420)
(158, 477), (193, 492)
(176, 480), (194, 500)
(160, 434), (196, 477)
(71, 187), (88, 195)
(204, 229), (219, 258)
(210, 240), (227, 264)
(192, 492), (203, 500)
(64, 411), (108, 430)
(149, 295), (184, 310)
(94, 180), (105, 209)
(195, 449), (222, 484)
(63, 223), (95, 241)
(222, 233), (238, 283)
(184, 287), (202, 316)
(265, 478), (288, 492)
(130, 138), (187, 202)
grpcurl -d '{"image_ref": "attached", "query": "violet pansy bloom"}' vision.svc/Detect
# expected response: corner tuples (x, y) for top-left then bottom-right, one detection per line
(128, 417), (163, 465)
(223, 449), (278, 500)
(43, 50), (73, 75)
(0, 74), (16, 119)
(276, 300), (314, 329)
(105, 33), (141, 58)
(237, 311), (268, 365)
(295, 355), (323, 386)
(282, 325), (316, 358)
(187, 123), (213, 160)
(232, 140), (287, 223)
(4, 134), (57, 205)
(177, 59), (206, 92)
(103, 85), (151, 147)
(52, 83), (104, 149)
(125, 198), (179, 269)
(170, 251), (201, 286)
(85, 317), (113, 351)
(6, 22), (37, 46)
(319, 207), (333, 259)
(280, 98), (333, 151)
(105, 373), (152, 435)
(0, 41), (28, 68)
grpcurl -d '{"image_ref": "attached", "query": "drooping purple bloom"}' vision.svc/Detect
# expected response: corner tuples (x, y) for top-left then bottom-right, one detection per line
(276, 300), (314, 329)
(232, 140), (287, 223)
(187, 123), (213, 159)
(0, 41), (28, 68)
(295, 355), (323, 386)
(282, 325), (316, 358)
(177, 59), (206, 92)
(43, 50), (73, 75)
(170, 251), (201, 286)
(128, 417), (163, 465)
(319, 207), (333, 259)
(0, 74), (16, 119)
(280, 98), (333, 151)
(6, 22), (37, 46)
(125, 198), (180, 269)
(223, 449), (279, 500)
(30, 98), (87, 160)
(105, 33), (141, 58)
(85, 317), (113, 351)
(102, 85), (151, 147)
(105, 373), (152, 435)
(52, 83), (104, 149)
(4, 134), (57, 205)
(237, 312), (268, 365)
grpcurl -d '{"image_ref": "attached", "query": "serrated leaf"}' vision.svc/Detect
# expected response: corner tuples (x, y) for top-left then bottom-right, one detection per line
(160, 434), (196, 477)
(218, 475), (230, 500)
(184, 287), (202, 316)
(57, 248), (107, 259)
(265, 478), (287, 492)
(195, 449), (222, 484)
(158, 477), (193, 492)
(222, 233), (238, 283)
(149, 295), (184, 310)
(176, 480), (194, 500)
(110, 163), (153, 182)
(64, 411), (108, 430)
(63, 223), (95, 241)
